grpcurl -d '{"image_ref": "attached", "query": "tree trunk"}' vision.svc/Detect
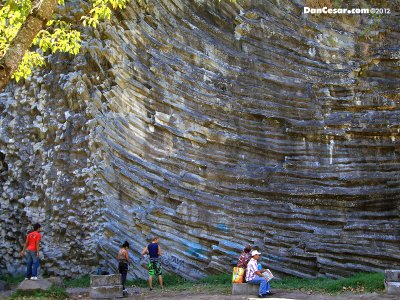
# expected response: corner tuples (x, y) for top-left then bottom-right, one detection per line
(0, 0), (58, 91)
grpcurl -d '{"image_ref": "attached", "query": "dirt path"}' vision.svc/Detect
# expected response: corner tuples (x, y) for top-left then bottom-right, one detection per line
(141, 290), (399, 300)
(65, 287), (399, 300)
(1, 286), (397, 299)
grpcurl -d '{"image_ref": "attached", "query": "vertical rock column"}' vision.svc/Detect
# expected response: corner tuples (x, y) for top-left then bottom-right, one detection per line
(0, 44), (112, 276)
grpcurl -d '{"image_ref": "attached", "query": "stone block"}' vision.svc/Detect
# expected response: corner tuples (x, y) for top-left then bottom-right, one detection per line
(385, 270), (400, 282)
(17, 279), (52, 291)
(232, 283), (260, 295)
(90, 285), (123, 299)
(385, 281), (400, 295)
(0, 280), (10, 291)
(90, 274), (121, 287)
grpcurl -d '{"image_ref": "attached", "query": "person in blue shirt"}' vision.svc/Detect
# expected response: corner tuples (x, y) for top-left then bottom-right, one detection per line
(142, 237), (163, 290)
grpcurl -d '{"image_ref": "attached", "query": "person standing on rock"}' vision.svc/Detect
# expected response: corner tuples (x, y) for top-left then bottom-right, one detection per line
(246, 250), (273, 298)
(141, 237), (163, 290)
(21, 223), (42, 280)
(117, 241), (130, 296)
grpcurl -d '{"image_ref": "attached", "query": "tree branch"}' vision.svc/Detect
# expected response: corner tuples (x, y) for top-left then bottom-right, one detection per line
(0, 0), (58, 91)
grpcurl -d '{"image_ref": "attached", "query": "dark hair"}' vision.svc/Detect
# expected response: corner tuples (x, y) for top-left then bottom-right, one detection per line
(122, 241), (129, 248)
(33, 223), (41, 231)
(152, 237), (159, 242)
(244, 245), (252, 253)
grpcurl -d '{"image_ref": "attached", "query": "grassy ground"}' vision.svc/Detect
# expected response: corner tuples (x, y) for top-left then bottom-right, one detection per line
(64, 275), (90, 288)
(128, 273), (232, 293)
(0, 274), (68, 299)
(2, 272), (385, 299)
(6, 285), (69, 300)
(115, 272), (385, 294)
(0, 274), (25, 286)
(272, 272), (385, 293)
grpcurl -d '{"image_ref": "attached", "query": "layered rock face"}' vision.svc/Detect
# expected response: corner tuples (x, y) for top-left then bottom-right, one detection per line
(1, 0), (399, 279)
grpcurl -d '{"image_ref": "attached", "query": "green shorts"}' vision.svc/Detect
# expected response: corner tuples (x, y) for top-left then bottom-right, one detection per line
(148, 259), (162, 276)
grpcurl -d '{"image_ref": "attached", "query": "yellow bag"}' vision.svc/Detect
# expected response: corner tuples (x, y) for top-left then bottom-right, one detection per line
(232, 267), (245, 283)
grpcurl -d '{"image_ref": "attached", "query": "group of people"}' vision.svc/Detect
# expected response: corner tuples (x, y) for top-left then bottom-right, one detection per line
(20, 224), (272, 298)
(118, 236), (164, 295)
(237, 244), (274, 298)
(20, 223), (163, 296)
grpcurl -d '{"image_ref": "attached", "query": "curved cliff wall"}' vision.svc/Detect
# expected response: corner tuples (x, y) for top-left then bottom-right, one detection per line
(1, 0), (399, 279)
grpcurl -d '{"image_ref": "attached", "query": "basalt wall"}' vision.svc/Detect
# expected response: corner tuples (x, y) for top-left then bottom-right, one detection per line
(0, 0), (399, 279)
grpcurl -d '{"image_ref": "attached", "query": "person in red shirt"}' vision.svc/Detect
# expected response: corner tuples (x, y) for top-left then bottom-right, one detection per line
(237, 245), (252, 282)
(237, 245), (252, 269)
(21, 223), (42, 280)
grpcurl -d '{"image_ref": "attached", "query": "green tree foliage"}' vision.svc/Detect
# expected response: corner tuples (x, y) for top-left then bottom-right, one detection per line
(0, 0), (127, 82)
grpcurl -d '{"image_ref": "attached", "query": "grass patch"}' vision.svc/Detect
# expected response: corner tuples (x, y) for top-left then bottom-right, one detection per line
(128, 273), (189, 288)
(0, 274), (25, 286)
(7, 285), (68, 300)
(271, 272), (385, 294)
(198, 273), (231, 285)
(64, 275), (90, 288)
(127, 272), (384, 295)
(82, 272), (384, 295)
(127, 277), (148, 288)
(128, 273), (231, 294)
(6, 271), (382, 298)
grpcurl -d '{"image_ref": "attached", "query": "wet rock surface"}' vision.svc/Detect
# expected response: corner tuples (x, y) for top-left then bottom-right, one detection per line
(0, 0), (399, 279)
